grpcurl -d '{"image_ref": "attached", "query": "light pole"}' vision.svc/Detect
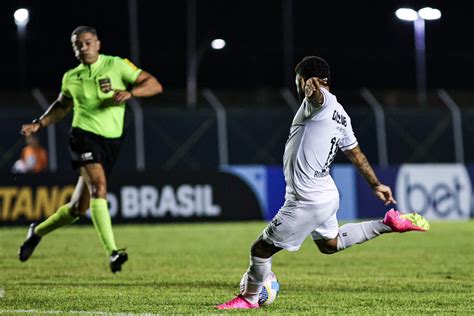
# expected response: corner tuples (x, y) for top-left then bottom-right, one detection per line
(395, 7), (441, 107)
(187, 38), (226, 108)
(14, 8), (30, 89)
(186, 0), (227, 108)
(282, 0), (294, 89)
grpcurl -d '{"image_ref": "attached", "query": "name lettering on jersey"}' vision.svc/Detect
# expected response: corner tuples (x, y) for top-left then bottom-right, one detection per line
(332, 110), (347, 127)
(314, 169), (330, 178)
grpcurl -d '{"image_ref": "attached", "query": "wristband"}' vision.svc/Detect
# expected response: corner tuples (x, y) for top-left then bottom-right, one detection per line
(127, 87), (135, 98)
(32, 118), (43, 129)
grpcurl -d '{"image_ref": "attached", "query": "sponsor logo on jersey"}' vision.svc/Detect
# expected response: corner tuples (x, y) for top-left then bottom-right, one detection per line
(81, 152), (94, 161)
(124, 58), (138, 71)
(66, 73), (82, 88)
(271, 218), (282, 227)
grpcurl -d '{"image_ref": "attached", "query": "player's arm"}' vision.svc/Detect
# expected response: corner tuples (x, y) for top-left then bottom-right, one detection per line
(20, 94), (74, 136)
(344, 145), (397, 205)
(304, 77), (327, 107)
(114, 71), (163, 103)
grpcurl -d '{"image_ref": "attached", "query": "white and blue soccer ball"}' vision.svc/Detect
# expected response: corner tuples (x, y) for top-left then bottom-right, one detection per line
(240, 271), (280, 306)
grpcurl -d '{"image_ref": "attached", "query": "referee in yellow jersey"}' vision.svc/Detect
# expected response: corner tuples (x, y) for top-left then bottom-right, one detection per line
(19, 26), (163, 273)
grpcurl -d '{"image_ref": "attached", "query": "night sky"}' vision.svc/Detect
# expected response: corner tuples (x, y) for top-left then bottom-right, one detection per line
(2, 0), (473, 91)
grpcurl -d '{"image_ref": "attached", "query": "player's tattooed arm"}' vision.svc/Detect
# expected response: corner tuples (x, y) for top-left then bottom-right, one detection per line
(21, 93), (74, 136)
(344, 145), (397, 205)
(345, 145), (380, 187)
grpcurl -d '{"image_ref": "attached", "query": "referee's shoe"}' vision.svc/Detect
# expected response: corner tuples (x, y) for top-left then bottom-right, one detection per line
(19, 223), (42, 262)
(110, 249), (128, 273)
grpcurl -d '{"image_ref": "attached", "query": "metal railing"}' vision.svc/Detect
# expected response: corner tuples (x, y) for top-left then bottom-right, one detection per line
(437, 89), (464, 163)
(360, 88), (388, 167)
(31, 88), (57, 172)
(1, 90), (471, 171)
(202, 88), (229, 167)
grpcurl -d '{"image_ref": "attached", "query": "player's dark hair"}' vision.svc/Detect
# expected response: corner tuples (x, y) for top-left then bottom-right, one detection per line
(295, 56), (330, 84)
(71, 26), (98, 38)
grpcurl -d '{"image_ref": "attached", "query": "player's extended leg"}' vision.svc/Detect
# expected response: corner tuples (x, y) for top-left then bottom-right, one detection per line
(217, 198), (338, 309)
(81, 163), (127, 273)
(216, 237), (282, 309)
(243, 237), (282, 302)
(18, 177), (89, 262)
(313, 209), (430, 254)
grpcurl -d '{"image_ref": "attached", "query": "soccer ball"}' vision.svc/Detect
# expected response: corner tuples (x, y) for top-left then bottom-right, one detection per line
(240, 271), (280, 306)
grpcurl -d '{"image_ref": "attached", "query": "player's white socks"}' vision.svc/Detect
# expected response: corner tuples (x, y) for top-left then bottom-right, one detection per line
(242, 256), (272, 304)
(336, 220), (392, 251)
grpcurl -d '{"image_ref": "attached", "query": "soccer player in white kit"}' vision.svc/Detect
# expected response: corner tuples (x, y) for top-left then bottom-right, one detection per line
(216, 56), (430, 310)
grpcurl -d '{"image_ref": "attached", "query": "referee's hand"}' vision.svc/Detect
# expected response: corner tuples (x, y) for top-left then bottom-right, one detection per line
(20, 122), (41, 136)
(113, 90), (133, 104)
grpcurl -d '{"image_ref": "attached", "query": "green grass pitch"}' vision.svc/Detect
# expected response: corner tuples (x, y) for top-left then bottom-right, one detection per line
(0, 221), (473, 314)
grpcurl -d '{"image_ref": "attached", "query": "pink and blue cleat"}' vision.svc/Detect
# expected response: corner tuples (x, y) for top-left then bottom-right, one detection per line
(383, 209), (430, 232)
(215, 295), (259, 310)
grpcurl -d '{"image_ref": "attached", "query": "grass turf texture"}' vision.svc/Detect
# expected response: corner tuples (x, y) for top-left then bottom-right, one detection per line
(0, 221), (473, 315)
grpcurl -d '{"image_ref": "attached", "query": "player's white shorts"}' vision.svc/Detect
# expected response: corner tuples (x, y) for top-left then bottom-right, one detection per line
(262, 193), (339, 251)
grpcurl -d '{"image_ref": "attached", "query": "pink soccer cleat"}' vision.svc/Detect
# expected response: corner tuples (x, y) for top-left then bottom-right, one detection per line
(215, 295), (259, 310)
(383, 209), (430, 232)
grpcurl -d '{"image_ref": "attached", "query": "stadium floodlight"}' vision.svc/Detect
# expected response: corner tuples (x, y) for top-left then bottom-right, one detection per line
(14, 8), (30, 89)
(395, 7), (441, 107)
(211, 39), (226, 50)
(395, 8), (418, 21)
(14, 8), (29, 27)
(187, 37), (226, 108)
(418, 7), (442, 20)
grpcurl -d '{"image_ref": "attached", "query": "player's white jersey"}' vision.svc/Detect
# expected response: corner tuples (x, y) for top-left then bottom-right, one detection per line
(283, 87), (358, 203)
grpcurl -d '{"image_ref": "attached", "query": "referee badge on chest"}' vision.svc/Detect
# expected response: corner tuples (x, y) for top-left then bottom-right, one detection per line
(97, 75), (114, 99)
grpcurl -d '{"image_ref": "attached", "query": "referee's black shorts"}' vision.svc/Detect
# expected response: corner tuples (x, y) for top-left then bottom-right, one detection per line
(69, 127), (123, 176)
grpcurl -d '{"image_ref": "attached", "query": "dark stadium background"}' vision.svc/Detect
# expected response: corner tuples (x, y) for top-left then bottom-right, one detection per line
(0, 0), (474, 171)
(1, 0), (473, 90)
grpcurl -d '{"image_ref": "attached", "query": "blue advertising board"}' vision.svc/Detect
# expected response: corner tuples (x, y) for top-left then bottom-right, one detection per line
(224, 164), (358, 221)
(225, 164), (474, 221)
